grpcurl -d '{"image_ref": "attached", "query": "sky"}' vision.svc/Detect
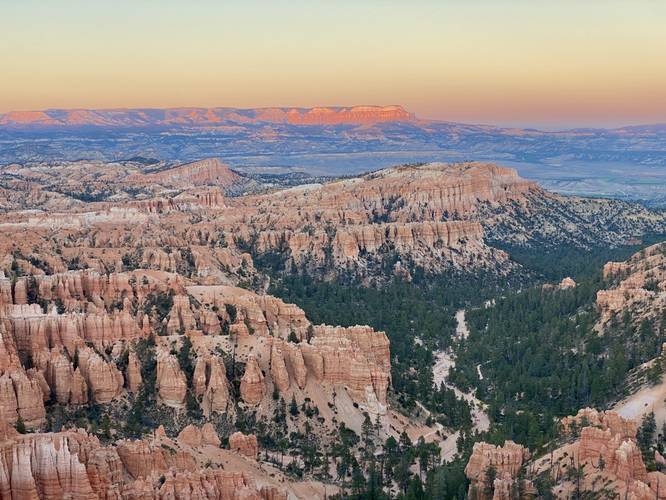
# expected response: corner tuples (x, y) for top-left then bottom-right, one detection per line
(1, 0), (665, 128)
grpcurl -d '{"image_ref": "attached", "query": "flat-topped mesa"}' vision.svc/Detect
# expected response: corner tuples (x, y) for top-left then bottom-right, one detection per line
(0, 105), (414, 127)
(279, 105), (413, 125)
(237, 162), (535, 223)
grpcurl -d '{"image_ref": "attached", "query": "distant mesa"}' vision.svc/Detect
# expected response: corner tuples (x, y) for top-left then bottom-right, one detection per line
(0, 105), (415, 128)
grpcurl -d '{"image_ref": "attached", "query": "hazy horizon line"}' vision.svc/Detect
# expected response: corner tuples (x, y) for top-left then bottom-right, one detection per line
(1, 103), (663, 132)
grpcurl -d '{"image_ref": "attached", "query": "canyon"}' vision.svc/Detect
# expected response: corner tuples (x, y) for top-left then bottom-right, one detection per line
(0, 156), (664, 498)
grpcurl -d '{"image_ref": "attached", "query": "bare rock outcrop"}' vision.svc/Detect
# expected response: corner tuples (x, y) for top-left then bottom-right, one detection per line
(229, 431), (259, 460)
(561, 407), (638, 440)
(0, 370), (46, 428)
(465, 440), (530, 499)
(36, 348), (88, 404)
(116, 439), (196, 480)
(270, 341), (290, 393)
(177, 423), (222, 448)
(193, 354), (230, 416)
(0, 426), (122, 498)
(177, 424), (205, 447)
(156, 350), (187, 408)
(125, 351), (142, 392)
(305, 324), (390, 412)
(240, 356), (265, 405)
(187, 285), (311, 340)
(166, 294), (198, 335)
(201, 422), (221, 447)
(0, 420), (286, 498)
(578, 426), (647, 482)
(532, 409), (666, 499)
(76, 346), (124, 403)
(596, 242), (666, 324)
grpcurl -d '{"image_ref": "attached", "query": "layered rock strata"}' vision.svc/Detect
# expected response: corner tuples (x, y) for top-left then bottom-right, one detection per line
(0, 421), (285, 499)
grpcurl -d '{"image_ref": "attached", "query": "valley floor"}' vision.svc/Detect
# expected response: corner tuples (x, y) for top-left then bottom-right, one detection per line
(432, 309), (490, 461)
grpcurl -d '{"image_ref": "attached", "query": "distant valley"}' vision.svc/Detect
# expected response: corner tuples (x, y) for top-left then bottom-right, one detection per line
(2, 105), (665, 206)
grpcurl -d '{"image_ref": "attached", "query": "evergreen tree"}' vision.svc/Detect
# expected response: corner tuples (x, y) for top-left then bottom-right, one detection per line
(484, 465), (497, 498)
(15, 416), (26, 434)
(289, 395), (299, 416)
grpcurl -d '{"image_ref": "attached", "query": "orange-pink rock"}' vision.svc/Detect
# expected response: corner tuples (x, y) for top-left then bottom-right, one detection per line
(229, 431), (259, 460)
(240, 356), (265, 405)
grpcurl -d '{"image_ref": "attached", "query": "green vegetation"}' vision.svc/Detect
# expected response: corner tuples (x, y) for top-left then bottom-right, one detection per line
(142, 290), (174, 333)
(270, 274), (472, 427)
(450, 274), (665, 450)
(491, 233), (666, 282)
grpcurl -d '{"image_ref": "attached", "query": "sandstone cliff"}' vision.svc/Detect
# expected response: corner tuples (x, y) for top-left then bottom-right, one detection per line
(229, 431), (259, 460)
(0, 421), (287, 499)
(465, 440), (531, 499)
(240, 356), (265, 405)
(528, 409), (666, 499)
(597, 242), (666, 325)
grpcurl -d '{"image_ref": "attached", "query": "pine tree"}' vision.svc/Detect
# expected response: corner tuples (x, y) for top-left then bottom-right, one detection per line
(15, 415), (26, 434)
(484, 465), (497, 498)
(289, 395), (299, 416)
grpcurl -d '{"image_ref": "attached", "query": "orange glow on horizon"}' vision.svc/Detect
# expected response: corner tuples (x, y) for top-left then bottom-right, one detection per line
(2, 1), (665, 128)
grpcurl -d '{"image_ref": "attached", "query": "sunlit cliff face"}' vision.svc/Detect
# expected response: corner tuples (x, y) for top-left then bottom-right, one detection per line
(0, 106), (414, 127)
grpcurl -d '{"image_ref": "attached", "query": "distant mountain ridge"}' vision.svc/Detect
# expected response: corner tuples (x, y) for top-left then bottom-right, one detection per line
(0, 105), (414, 127)
(2, 105), (666, 206)
(3, 104), (666, 132)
